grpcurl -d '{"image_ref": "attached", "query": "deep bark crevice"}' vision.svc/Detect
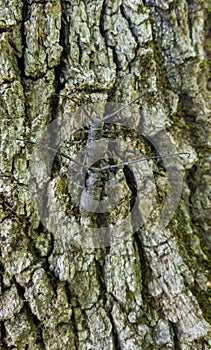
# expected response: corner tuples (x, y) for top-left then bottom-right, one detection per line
(169, 321), (180, 349)
(0, 321), (7, 347)
(133, 231), (151, 315)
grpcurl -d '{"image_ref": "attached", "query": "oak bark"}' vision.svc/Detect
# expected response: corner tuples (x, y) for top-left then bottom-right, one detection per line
(0, 0), (210, 349)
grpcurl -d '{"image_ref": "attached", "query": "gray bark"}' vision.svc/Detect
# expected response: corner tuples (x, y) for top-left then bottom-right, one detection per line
(0, 0), (210, 349)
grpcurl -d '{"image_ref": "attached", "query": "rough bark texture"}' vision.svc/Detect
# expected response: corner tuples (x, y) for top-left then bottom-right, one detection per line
(0, 0), (210, 349)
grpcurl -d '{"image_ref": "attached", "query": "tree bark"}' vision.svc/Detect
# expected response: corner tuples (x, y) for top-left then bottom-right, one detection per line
(0, 0), (210, 349)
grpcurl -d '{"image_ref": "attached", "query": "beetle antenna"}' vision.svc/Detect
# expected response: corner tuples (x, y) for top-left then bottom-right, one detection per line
(103, 90), (156, 121)
(0, 137), (87, 169)
(90, 152), (190, 171)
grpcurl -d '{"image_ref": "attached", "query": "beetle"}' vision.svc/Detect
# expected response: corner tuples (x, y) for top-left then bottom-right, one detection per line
(0, 91), (190, 221)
